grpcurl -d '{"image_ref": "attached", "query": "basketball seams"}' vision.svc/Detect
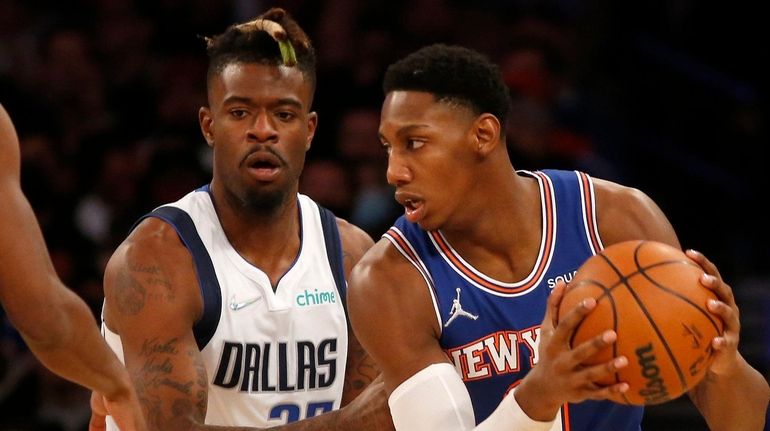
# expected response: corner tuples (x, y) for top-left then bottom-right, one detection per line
(629, 243), (690, 395)
(563, 279), (614, 346)
(634, 265), (723, 335)
(562, 277), (632, 404)
(596, 244), (687, 400)
(632, 244), (722, 336)
(561, 240), (719, 405)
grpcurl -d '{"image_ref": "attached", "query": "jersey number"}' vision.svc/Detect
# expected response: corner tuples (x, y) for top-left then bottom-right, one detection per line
(269, 401), (335, 423)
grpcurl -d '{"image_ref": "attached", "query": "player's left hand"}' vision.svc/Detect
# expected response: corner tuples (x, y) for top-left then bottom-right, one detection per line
(686, 249), (741, 376)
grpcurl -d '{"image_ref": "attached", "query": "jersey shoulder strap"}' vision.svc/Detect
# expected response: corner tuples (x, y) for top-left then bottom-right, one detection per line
(133, 206), (222, 349)
(317, 205), (347, 316)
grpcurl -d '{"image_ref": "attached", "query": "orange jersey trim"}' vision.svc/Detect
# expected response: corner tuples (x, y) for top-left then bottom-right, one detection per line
(562, 403), (571, 431)
(428, 171), (556, 295)
(577, 171), (603, 254)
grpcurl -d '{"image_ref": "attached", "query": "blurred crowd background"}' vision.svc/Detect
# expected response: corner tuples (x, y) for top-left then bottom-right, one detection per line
(0, 0), (767, 430)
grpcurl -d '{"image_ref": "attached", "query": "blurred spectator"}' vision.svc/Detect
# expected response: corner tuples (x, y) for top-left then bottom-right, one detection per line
(333, 107), (400, 237)
(300, 159), (353, 219)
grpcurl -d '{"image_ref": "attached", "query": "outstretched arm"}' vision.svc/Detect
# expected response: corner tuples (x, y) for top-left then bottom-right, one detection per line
(0, 105), (145, 430)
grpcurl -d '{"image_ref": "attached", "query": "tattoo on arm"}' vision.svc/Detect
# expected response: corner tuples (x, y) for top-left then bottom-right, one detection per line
(342, 250), (353, 276)
(133, 337), (208, 429)
(115, 268), (147, 316)
(343, 338), (379, 402)
(114, 263), (176, 317)
(191, 346), (209, 415)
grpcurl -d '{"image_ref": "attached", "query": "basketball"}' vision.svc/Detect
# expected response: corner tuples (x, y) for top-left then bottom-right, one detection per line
(558, 240), (724, 405)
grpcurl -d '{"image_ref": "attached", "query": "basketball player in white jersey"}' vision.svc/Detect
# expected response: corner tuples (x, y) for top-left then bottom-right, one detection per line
(348, 44), (769, 430)
(0, 104), (146, 431)
(97, 8), (392, 431)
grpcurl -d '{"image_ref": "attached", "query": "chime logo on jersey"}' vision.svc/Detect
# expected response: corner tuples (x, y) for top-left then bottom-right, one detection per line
(212, 339), (338, 392)
(296, 288), (336, 307)
(446, 326), (541, 381)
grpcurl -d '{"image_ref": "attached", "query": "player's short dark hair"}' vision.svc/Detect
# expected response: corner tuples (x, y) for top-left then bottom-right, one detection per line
(383, 44), (510, 131)
(204, 8), (316, 94)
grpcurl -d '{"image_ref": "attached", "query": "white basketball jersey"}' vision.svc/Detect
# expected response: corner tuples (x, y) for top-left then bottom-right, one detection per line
(103, 186), (349, 428)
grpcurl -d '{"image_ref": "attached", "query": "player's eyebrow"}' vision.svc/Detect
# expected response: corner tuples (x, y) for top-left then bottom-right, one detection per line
(222, 96), (303, 110)
(378, 124), (430, 142)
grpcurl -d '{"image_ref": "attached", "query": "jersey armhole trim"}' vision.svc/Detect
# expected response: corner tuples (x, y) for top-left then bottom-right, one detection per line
(383, 227), (443, 334)
(134, 206), (222, 350)
(576, 171), (604, 254)
(318, 206), (349, 324)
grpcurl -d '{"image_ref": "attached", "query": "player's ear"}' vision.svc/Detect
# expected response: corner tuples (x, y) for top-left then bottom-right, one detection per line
(472, 113), (501, 157)
(199, 107), (214, 147)
(305, 111), (318, 151)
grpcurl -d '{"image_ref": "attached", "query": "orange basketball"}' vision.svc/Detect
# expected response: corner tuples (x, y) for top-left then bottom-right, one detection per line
(557, 240), (723, 405)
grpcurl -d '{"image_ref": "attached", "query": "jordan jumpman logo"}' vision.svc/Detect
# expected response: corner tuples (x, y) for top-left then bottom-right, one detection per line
(445, 287), (479, 327)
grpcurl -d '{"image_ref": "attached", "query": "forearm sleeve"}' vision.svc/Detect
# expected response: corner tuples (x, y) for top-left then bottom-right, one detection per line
(388, 363), (556, 431)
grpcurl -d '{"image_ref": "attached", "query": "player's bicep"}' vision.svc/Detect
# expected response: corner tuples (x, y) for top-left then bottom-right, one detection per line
(348, 240), (448, 393)
(594, 180), (680, 248)
(104, 223), (207, 429)
(336, 217), (375, 278)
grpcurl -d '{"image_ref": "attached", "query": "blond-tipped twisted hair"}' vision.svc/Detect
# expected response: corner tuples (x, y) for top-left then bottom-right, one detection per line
(204, 7), (315, 88)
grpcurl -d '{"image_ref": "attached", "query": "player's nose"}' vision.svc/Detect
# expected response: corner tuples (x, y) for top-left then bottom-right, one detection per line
(386, 150), (412, 186)
(247, 112), (279, 143)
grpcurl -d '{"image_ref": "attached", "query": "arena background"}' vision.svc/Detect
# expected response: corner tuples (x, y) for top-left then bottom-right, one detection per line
(0, 0), (767, 429)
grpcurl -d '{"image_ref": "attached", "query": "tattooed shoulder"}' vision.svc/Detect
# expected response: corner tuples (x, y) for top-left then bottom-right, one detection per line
(114, 267), (147, 315)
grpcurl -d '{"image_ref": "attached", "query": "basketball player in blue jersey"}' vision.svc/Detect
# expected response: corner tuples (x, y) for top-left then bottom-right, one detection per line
(0, 104), (146, 431)
(97, 8), (393, 431)
(348, 44), (769, 430)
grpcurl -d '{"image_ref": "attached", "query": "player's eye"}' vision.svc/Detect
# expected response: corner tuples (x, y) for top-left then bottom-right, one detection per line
(406, 139), (425, 150)
(230, 109), (248, 119)
(276, 111), (296, 121)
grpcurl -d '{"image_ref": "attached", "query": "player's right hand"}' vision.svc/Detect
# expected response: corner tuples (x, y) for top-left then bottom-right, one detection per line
(89, 389), (148, 431)
(514, 281), (630, 421)
(89, 391), (108, 431)
(342, 374), (395, 430)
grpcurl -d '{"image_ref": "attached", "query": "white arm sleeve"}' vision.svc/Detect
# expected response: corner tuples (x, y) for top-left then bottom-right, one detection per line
(388, 363), (557, 431)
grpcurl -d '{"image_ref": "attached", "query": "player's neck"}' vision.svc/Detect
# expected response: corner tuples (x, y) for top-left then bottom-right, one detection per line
(448, 163), (535, 236)
(441, 169), (542, 281)
(210, 182), (302, 285)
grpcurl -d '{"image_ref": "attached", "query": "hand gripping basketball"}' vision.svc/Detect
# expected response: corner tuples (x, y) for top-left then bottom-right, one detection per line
(558, 240), (724, 405)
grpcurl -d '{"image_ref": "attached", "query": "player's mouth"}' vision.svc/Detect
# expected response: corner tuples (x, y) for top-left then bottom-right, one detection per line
(244, 151), (283, 182)
(396, 192), (425, 223)
(404, 199), (425, 223)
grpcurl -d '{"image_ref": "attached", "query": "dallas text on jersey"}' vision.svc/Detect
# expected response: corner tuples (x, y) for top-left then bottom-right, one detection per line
(213, 339), (338, 392)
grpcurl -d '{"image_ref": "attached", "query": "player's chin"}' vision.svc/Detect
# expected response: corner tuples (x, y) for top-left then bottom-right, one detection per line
(243, 186), (289, 210)
(414, 216), (442, 232)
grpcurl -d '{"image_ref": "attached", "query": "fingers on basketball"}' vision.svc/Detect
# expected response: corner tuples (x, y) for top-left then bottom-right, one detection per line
(558, 240), (724, 405)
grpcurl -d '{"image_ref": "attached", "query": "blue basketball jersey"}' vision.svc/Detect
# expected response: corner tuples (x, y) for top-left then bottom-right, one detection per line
(384, 169), (644, 430)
